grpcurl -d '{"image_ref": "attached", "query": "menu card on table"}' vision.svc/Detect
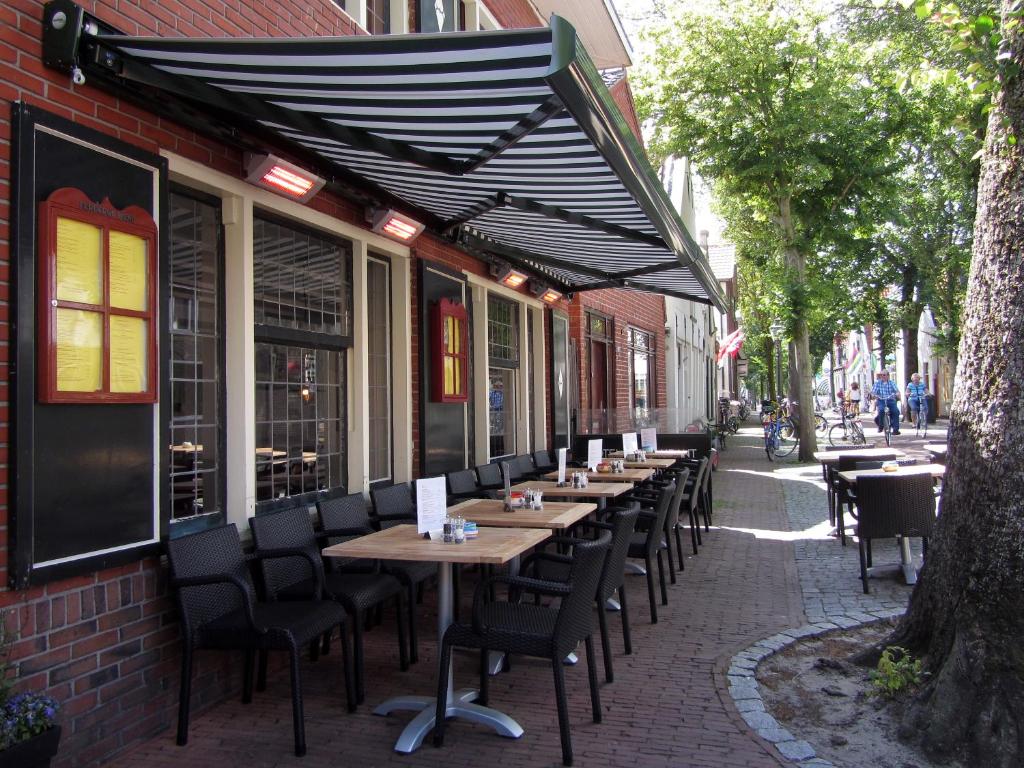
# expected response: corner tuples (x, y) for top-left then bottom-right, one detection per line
(640, 427), (658, 452)
(587, 439), (603, 471)
(416, 476), (447, 535)
(557, 447), (567, 484)
(622, 432), (638, 457)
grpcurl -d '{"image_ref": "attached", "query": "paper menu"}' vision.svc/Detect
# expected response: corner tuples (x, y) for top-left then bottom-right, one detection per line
(640, 427), (658, 452)
(415, 476), (447, 535)
(587, 439), (603, 471)
(557, 448), (567, 484)
(622, 432), (638, 456)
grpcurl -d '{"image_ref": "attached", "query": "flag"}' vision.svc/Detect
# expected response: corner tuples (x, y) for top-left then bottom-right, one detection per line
(846, 347), (864, 374)
(717, 328), (744, 362)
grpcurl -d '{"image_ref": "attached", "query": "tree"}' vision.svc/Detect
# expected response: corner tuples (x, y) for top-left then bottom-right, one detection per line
(636, 1), (908, 459)
(878, 1), (1024, 764)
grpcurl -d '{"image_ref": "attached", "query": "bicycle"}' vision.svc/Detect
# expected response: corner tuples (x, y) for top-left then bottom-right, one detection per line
(911, 397), (928, 439)
(827, 408), (866, 446)
(873, 397), (899, 447)
(761, 402), (798, 461)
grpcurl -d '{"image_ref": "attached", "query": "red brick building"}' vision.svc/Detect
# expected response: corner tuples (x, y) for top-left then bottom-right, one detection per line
(0, 1), (722, 765)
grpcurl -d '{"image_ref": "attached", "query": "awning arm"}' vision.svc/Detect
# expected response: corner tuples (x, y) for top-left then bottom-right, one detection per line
(460, 231), (613, 282)
(459, 97), (566, 174)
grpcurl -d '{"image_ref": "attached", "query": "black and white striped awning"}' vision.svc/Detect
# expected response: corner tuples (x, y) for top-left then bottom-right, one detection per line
(56, 7), (723, 308)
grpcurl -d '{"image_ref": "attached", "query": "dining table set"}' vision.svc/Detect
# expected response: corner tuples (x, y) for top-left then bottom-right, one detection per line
(320, 452), (686, 758)
(813, 443), (946, 589)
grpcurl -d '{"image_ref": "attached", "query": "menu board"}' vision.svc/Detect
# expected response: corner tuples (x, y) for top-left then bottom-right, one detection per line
(622, 432), (639, 456)
(640, 427), (658, 452)
(38, 188), (157, 403)
(587, 439), (603, 471)
(416, 476), (447, 535)
(55, 308), (102, 392)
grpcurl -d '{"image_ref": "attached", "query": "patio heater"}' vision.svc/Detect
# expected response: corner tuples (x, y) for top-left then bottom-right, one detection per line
(769, 321), (785, 401)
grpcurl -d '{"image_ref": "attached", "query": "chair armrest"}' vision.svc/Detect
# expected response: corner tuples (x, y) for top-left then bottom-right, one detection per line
(171, 573), (263, 634)
(318, 526), (374, 539)
(472, 575), (571, 633)
(252, 547), (324, 599)
(519, 550), (573, 579)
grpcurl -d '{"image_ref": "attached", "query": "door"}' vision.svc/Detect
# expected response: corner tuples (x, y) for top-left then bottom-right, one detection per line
(590, 340), (608, 411)
(551, 312), (570, 449)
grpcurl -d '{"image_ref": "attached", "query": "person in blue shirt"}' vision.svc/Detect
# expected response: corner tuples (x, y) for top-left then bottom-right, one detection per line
(870, 369), (902, 434)
(905, 372), (928, 423)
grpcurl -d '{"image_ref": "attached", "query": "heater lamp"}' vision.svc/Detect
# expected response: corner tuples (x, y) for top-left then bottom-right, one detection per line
(370, 208), (425, 243)
(490, 261), (528, 289)
(244, 153), (325, 203)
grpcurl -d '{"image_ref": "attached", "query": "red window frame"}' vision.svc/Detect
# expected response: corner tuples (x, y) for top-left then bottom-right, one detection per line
(430, 297), (468, 403)
(37, 187), (158, 404)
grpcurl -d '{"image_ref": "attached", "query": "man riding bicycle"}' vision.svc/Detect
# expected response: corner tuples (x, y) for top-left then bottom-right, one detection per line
(905, 372), (928, 424)
(870, 369), (901, 435)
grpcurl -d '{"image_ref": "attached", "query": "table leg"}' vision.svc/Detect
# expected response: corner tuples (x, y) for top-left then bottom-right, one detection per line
(375, 562), (524, 753)
(898, 536), (917, 585)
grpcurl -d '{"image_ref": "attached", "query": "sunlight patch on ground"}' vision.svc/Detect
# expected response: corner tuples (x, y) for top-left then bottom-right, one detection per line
(714, 519), (835, 541)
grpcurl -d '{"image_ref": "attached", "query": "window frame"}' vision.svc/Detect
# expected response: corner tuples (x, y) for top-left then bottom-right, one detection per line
(627, 326), (655, 413)
(367, 253), (394, 485)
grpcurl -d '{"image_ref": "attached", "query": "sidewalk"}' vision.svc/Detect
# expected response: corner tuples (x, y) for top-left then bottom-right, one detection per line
(106, 426), (931, 768)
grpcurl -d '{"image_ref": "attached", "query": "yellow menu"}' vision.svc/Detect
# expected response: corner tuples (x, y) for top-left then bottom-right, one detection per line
(55, 218), (102, 304)
(109, 315), (148, 393)
(108, 231), (148, 311)
(55, 308), (102, 392)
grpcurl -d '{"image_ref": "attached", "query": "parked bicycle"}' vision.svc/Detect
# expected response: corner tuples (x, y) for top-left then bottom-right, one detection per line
(827, 409), (866, 446)
(761, 401), (798, 461)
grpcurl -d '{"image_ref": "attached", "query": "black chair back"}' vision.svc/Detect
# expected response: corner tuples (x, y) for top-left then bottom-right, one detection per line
(856, 474), (937, 540)
(641, 480), (676, 557)
(515, 454), (537, 478)
(447, 469), (480, 498)
(599, 506), (640, 597)
(663, 468), (690, 532)
(554, 532), (612, 653)
(317, 493), (375, 569)
(250, 507), (323, 600)
(475, 463), (503, 490)
(532, 450), (555, 472)
(370, 483), (416, 529)
(166, 524), (256, 638)
(501, 459), (523, 483)
(688, 458), (709, 514)
(855, 458), (919, 471)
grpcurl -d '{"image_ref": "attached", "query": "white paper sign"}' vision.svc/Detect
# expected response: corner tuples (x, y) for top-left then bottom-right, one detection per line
(415, 476), (447, 535)
(640, 427), (658, 452)
(557, 448), (567, 484)
(622, 432), (639, 456)
(587, 439), (603, 471)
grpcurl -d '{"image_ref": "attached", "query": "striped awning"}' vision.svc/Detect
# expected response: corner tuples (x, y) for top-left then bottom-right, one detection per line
(71, 13), (724, 309)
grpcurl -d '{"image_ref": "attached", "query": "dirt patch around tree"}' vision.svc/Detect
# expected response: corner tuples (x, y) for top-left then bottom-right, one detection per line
(756, 619), (964, 768)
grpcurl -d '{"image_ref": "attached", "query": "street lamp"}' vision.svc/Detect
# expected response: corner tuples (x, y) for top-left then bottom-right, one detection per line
(769, 321), (785, 401)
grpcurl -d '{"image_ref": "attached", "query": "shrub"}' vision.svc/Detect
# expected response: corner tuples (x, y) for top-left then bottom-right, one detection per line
(869, 645), (924, 698)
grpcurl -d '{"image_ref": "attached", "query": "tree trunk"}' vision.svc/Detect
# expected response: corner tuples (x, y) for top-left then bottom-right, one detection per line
(887, 8), (1024, 765)
(776, 195), (817, 460)
(900, 262), (921, 379)
(765, 336), (776, 402)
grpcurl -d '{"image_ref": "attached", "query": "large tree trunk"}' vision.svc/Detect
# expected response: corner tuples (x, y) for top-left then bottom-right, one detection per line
(900, 262), (920, 378)
(765, 336), (776, 402)
(777, 195), (817, 460)
(887, 8), (1024, 765)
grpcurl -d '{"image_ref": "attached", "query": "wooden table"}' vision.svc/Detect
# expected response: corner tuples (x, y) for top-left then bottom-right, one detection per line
(447, 498), (596, 530)
(608, 449), (695, 460)
(812, 447), (906, 466)
(619, 457), (677, 469)
(835, 464), (944, 585)
(505, 480), (632, 511)
(323, 525), (550, 753)
(541, 467), (654, 484)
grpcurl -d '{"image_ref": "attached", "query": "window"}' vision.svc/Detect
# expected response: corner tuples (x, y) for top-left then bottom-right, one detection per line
(585, 311), (613, 412)
(168, 189), (224, 529)
(253, 216), (352, 502)
(629, 328), (654, 414)
(366, 0), (390, 34)
(367, 256), (392, 483)
(488, 295), (518, 459)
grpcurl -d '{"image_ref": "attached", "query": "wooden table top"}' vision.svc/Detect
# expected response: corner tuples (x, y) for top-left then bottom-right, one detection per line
(608, 449), (695, 459)
(506, 480), (633, 499)
(541, 468), (654, 483)
(813, 448), (905, 465)
(619, 458), (677, 469)
(447, 498), (596, 529)
(322, 524), (550, 565)
(837, 463), (946, 485)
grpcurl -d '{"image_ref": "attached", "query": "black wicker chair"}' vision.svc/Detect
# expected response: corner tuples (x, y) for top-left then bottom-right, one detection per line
(433, 533), (612, 766)
(475, 463), (504, 493)
(532, 449), (556, 473)
(854, 474), (936, 593)
(681, 458), (709, 552)
(446, 469), (482, 502)
(167, 524), (354, 757)
(521, 505), (640, 682)
(251, 503), (409, 705)
(620, 479), (676, 623)
(370, 483), (436, 663)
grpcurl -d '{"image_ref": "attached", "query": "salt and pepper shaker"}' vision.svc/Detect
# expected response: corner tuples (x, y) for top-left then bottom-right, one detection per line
(454, 515), (465, 543)
(443, 515), (453, 543)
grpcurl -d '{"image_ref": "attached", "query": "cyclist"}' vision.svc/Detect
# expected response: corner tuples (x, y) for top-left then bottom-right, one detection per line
(845, 381), (862, 417)
(870, 369), (901, 435)
(905, 372), (928, 427)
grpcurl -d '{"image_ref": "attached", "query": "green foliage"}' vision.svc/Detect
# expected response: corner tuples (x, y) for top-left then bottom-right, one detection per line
(869, 645), (925, 697)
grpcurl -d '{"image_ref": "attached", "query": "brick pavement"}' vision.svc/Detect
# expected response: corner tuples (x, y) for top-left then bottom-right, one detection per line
(103, 429), (857, 768)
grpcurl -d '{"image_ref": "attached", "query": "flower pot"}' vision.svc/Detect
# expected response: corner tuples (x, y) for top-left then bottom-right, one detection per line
(0, 725), (61, 768)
